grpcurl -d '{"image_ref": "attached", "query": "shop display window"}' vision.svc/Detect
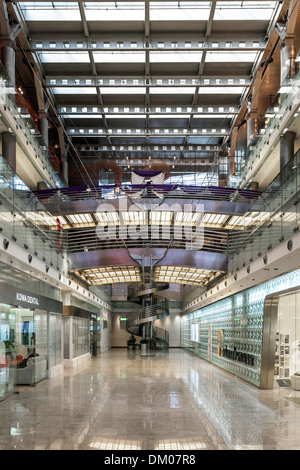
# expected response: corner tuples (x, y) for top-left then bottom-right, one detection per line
(181, 269), (300, 388)
(275, 292), (300, 390)
(0, 304), (48, 402)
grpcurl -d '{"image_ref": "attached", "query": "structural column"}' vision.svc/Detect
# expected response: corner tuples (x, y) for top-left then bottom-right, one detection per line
(247, 117), (257, 147)
(58, 126), (68, 184)
(1, 45), (15, 85)
(61, 156), (68, 184)
(2, 131), (16, 171)
(280, 39), (295, 85)
(38, 113), (49, 147)
(280, 131), (295, 171)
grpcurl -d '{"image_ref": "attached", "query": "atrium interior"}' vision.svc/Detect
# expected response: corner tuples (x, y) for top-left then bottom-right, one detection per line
(0, 0), (300, 451)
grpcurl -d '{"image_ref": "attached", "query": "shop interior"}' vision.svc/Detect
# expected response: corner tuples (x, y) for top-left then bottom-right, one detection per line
(273, 291), (300, 404)
(0, 303), (48, 402)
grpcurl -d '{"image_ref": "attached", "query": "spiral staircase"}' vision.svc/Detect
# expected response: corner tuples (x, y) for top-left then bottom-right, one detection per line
(126, 276), (170, 350)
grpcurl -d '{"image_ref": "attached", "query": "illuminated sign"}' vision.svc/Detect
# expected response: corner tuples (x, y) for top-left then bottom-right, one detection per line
(16, 293), (39, 306)
(217, 329), (255, 366)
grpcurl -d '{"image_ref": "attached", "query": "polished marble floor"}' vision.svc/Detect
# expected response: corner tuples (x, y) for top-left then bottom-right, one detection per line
(0, 348), (300, 450)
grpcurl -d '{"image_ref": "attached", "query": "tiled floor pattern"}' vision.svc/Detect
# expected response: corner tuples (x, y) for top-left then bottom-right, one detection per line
(0, 348), (299, 450)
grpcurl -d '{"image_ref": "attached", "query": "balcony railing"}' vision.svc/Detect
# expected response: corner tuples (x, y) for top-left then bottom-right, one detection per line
(229, 63), (300, 189)
(0, 63), (65, 188)
(0, 154), (68, 274)
(227, 148), (300, 272)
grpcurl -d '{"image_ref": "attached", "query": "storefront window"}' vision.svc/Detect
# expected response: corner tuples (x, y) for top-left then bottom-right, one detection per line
(0, 304), (48, 402)
(181, 269), (300, 389)
(275, 292), (300, 387)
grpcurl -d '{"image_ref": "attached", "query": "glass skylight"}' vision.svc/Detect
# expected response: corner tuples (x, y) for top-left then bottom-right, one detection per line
(100, 87), (146, 95)
(150, 52), (203, 63)
(67, 214), (94, 225)
(21, 7), (81, 21)
(150, 87), (196, 94)
(80, 266), (141, 285)
(39, 52), (90, 63)
(150, 6), (210, 21)
(93, 52), (145, 63)
(53, 87), (97, 95)
(206, 52), (259, 63)
(155, 266), (219, 286)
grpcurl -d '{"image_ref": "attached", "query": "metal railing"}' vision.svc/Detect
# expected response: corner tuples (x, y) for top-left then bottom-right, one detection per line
(126, 277), (170, 349)
(65, 225), (228, 254)
(33, 183), (262, 204)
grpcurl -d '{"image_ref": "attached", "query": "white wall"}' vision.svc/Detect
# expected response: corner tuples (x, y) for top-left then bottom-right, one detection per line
(154, 310), (181, 347)
(111, 313), (131, 347)
(100, 309), (111, 352)
(111, 310), (181, 348)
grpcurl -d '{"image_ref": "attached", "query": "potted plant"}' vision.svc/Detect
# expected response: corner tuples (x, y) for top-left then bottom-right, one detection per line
(127, 334), (136, 350)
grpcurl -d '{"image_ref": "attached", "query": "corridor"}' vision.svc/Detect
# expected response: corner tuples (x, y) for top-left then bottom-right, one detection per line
(0, 349), (299, 450)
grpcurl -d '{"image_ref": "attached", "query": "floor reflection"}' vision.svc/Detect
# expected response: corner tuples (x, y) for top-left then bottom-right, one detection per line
(0, 348), (299, 450)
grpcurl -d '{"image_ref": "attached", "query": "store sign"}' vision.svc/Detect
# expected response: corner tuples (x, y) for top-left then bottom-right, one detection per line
(0, 282), (62, 313)
(16, 293), (39, 306)
(217, 329), (255, 366)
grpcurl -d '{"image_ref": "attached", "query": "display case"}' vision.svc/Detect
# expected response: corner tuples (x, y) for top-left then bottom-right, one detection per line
(274, 332), (290, 379)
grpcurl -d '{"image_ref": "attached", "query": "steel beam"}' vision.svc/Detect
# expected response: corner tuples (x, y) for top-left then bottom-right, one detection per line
(15, 0), (262, 2)
(67, 127), (230, 137)
(31, 37), (266, 52)
(58, 104), (239, 117)
(74, 144), (219, 151)
(74, 143), (220, 150)
(46, 76), (251, 88)
(69, 249), (140, 270)
(39, 196), (253, 218)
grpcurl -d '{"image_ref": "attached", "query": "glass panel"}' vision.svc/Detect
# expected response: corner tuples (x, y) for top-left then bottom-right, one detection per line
(0, 303), (16, 401)
(0, 304), (49, 401)
(182, 269), (300, 387)
(72, 316), (90, 358)
(63, 317), (70, 359)
(49, 313), (62, 367)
